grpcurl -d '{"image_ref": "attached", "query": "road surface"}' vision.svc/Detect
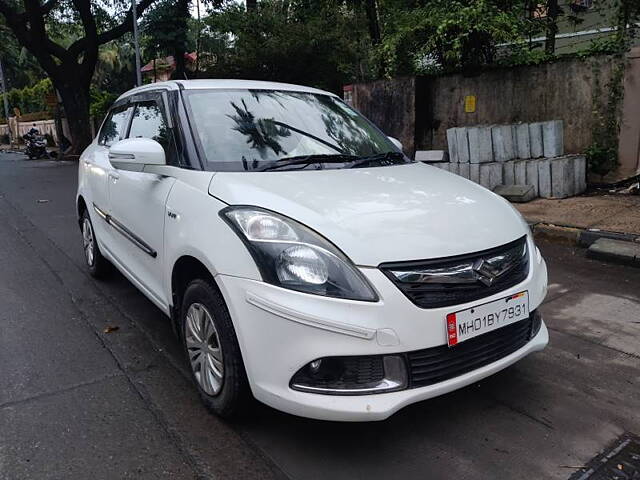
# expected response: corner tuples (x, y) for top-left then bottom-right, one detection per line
(0, 152), (638, 479)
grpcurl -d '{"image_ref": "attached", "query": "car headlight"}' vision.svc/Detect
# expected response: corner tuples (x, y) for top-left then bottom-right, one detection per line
(221, 206), (378, 301)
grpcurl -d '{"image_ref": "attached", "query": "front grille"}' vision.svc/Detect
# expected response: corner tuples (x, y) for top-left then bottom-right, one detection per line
(380, 236), (529, 309)
(407, 311), (540, 388)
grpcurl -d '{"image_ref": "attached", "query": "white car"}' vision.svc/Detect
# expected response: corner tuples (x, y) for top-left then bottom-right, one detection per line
(77, 80), (548, 421)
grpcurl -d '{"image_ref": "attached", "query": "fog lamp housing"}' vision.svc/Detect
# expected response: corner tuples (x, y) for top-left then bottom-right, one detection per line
(290, 355), (407, 395)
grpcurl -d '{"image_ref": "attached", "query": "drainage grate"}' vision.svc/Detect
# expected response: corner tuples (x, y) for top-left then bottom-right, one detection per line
(570, 434), (640, 480)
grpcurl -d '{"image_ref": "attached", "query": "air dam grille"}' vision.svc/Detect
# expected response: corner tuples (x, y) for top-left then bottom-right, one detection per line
(380, 236), (530, 309)
(289, 312), (541, 395)
(407, 311), (540, 388)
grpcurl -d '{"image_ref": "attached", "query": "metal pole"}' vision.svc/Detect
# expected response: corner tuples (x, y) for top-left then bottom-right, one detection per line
(0, 59), (12, 145)
(132, 0), (142, 86)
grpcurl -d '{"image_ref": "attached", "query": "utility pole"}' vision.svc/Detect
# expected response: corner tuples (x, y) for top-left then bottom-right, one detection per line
(0, 59), (12, 145)
(195, 0), (201, 76)
(132, 0), (142, 86)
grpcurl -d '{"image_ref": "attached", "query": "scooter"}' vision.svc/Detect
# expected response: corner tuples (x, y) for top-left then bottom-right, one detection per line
(23, 133), (49, 159)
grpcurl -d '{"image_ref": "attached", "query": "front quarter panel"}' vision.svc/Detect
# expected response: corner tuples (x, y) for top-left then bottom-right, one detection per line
(163, 174), (261, 302)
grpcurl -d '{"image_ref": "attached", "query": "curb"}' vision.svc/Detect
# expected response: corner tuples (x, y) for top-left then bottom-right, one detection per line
(530, 222), (640, 267)
(530, 222), (640, 247)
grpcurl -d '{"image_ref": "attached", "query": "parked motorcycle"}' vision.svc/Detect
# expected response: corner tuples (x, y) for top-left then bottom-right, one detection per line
(23, 128), (49, 160)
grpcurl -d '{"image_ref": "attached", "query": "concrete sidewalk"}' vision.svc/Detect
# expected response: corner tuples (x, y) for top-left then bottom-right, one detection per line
(515, 195), (640, 235)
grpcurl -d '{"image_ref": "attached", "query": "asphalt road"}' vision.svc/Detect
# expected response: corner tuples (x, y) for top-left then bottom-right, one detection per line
(0, 151), (639, 480)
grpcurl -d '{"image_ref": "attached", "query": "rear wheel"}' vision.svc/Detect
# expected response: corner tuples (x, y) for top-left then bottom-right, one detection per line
(81, 210), (110, 278)
(181, 279), (250, 418)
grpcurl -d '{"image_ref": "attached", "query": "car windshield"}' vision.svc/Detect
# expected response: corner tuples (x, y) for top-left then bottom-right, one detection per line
(184, 89), (411, 172)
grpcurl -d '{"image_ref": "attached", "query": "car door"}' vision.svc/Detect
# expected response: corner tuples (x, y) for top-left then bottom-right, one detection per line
(85, 103), (133, 249)
(106, 92), (177, 310)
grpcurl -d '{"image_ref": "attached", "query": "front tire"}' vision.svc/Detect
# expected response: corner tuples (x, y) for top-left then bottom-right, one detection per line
(81, 210), (110, 278)
(181, 279), (250, 419)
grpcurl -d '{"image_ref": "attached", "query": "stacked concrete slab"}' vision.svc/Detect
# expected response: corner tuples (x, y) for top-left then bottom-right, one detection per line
(422, 120), (588, 200)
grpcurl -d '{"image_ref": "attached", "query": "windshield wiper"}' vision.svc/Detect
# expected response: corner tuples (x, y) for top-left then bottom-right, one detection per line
(347, 151), (407, 169)
(259, 154), (360, 172)
(265, 120), (343, 153)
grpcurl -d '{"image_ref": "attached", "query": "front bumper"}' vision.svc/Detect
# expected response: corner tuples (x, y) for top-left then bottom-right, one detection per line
(216, 249), (548, 422)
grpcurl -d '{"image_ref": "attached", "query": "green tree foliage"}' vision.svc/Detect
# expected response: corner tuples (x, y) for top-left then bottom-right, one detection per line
(0, 19), (44, 90)
(93, 40), (138, 95)
(89, 87), (119, 123)
(0, 78), (52, 118)
(142, 0), (194, 79)
(376, 0), (526, 75)
(201, 0), (371, 92)
(0, 0), (157, 153)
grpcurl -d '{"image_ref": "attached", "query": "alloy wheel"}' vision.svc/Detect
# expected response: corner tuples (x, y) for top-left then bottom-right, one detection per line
(82, 218), (95, 267)
(185, 303), (224, 396)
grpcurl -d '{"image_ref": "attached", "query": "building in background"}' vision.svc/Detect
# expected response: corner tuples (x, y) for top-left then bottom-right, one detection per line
(141, 53), (197, 83)
(526, 0), (639, 54)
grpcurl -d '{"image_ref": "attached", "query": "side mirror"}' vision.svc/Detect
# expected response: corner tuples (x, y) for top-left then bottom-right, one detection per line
(108, 138), (166, 171)
(388, 136), (403, 151)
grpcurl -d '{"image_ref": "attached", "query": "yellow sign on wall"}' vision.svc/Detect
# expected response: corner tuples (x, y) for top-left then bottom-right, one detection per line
(464, 95), (476, 113)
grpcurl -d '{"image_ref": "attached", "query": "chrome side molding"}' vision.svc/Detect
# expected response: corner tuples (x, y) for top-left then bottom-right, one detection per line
(92, 203), (157, 258)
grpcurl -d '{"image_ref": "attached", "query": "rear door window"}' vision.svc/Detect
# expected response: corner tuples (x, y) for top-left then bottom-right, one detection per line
(99, 106), (133, 146)
(128, 98), (176, 165)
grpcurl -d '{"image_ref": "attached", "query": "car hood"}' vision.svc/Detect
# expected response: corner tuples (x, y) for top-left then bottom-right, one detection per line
(209, 163), (528, 266)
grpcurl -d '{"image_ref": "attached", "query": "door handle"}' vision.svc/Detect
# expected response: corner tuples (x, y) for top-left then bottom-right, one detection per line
(83, 160), (91, 166)
(108, 171), (120, 181)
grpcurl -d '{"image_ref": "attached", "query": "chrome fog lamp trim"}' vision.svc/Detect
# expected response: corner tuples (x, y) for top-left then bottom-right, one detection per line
(291, 356), (407, 396)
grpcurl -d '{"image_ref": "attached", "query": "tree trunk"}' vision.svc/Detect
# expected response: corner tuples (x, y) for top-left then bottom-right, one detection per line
(544, 0), (559, 55)
(0, 0), (157, 156)
(364, 0), (381, 45)
(57, 80), (92, 156)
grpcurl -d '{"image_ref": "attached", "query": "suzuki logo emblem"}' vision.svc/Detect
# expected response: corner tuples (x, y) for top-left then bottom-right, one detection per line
(472, 259), (498, 287)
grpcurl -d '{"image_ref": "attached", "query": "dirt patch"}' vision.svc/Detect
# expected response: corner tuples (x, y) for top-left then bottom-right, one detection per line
(516, 195), (640, 235)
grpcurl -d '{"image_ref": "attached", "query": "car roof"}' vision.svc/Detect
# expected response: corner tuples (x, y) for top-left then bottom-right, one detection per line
(116, 79), (337, 102)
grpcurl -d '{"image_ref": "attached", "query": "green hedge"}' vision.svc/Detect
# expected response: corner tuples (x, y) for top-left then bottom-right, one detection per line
(0, 78), (53, 119)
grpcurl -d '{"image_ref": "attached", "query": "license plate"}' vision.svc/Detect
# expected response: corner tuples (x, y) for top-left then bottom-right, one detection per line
(446, 291), (529, 347)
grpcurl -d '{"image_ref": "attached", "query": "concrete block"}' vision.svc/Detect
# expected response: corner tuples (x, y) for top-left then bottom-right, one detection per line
(494, 184), (536, 203)
(529, 122), (544, 158)
(587, 238), (640, 266)
(469, 164), (480, 184)
(449, 162), (460, 175)
(416, 150), (448, 163)
(479, 162), (503, 191)
(551, 156), (575, 198)
(468, 126), (493, 163)
(574, 155), (587, 195)
(542, 120), (564, 157)
(458, 163), (470, 179)
(514, 160), (527, 185)
(456, 127), (470, 163)
(538, 158), (552, 198)
(503, 161), (515, 185)
(578, 229), (638, 248)
(438, 162), (451, 172)
(491, 125), (515, 162)
(446, 128), (459, 163)
(526, 160), (540, 196)
(514, 123), (531, 159)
